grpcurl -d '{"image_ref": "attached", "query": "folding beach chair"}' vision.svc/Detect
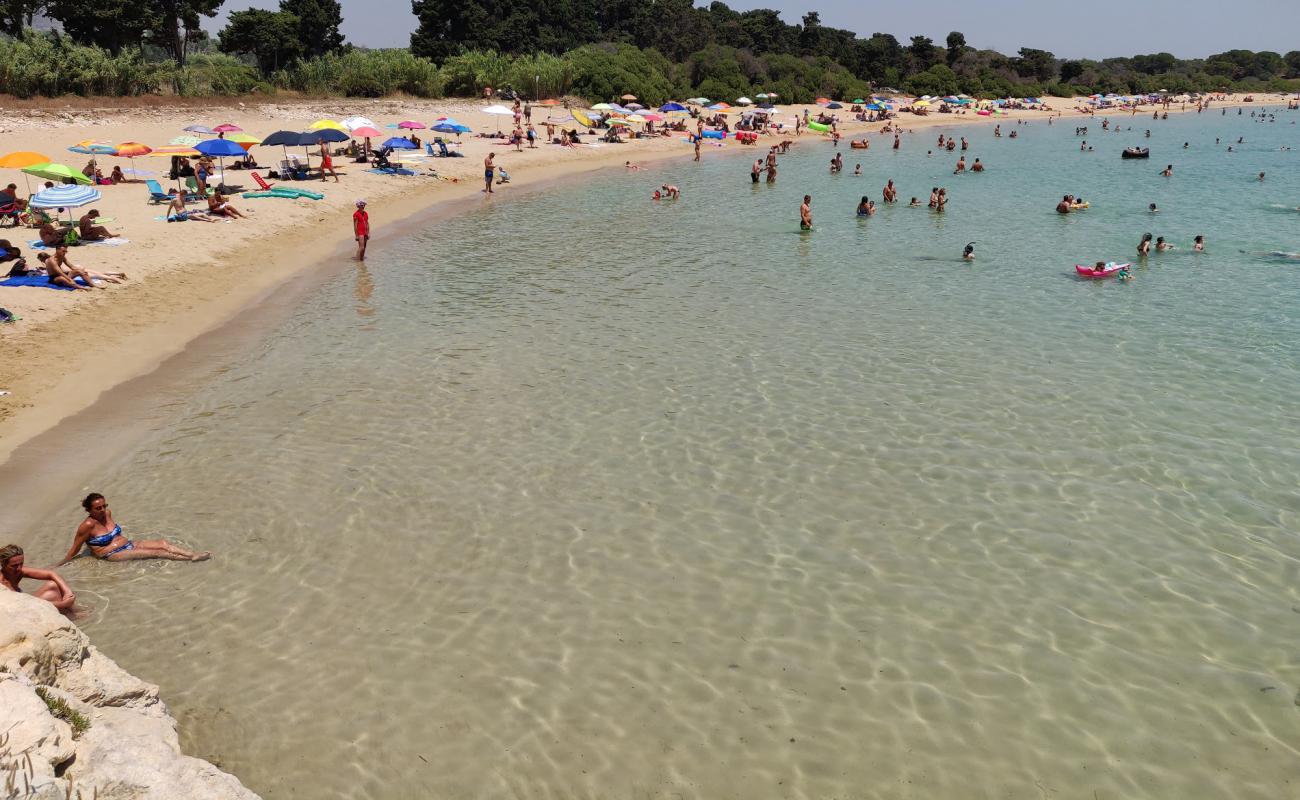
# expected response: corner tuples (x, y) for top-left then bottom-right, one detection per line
(0, 201), (20, 226)
(251, 172), (275, 191)
(144, 180), (173, 204)
(184, 176), (213, 200)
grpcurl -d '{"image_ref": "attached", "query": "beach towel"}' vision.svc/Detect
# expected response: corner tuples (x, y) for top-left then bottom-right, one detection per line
(1, 274), (88, 291)
(27, 238), (129, 250)
(367, 168), (417, 176)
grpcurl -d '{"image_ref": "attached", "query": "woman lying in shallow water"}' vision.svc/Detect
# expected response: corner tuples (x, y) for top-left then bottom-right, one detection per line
(1, 544), (77, 613)
(58, 493), (210, 565)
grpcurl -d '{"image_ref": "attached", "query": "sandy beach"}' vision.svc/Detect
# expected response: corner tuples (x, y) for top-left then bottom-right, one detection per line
(0, 92), (1262, 462)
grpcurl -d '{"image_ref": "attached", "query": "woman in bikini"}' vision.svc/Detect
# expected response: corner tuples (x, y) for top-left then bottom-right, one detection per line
(2, 544), (77, 613)
(58, 493), (210, 565)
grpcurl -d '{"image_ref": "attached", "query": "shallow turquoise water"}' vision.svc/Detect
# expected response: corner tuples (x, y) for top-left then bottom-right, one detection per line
(50, 108), (1300, 799)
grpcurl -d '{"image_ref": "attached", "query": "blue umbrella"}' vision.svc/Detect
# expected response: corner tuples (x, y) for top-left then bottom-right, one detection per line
(262, 130), (302, 147)
(659, 102), (687, 112)
(194, 138), (248, 190)
(381, 137), (418, 150)
(299, 128), (349, 145)
(431, 122), (470, 134)
(29, 184), (102, 223)
(866, 103), (884, 111)
(826, 102), (843, 109)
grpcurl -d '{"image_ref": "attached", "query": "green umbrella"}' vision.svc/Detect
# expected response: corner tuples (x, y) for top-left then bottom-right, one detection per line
(852, 98), (866, 104)
(21, 162), (93, 185)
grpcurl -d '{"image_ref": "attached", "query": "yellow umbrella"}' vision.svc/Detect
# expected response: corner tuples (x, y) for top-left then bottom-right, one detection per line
(308, 119), (346, 131)
(913, 100), (931, 107)
(226, 133), (261, 144)
(149, 145), (202, 193)
(625, 115), (647, 123)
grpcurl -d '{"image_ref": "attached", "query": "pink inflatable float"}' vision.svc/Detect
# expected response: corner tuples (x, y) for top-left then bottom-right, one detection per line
(1075, 262), (1129, 279)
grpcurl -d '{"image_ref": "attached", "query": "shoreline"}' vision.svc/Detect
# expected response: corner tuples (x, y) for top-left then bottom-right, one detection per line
(0, 93), (1267, 467)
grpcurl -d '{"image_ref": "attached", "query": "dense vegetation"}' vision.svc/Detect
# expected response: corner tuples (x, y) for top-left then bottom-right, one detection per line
(1, 0), (1298, 99)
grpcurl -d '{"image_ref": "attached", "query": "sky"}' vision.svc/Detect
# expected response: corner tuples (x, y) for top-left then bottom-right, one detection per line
(206, 0), (1298, 59)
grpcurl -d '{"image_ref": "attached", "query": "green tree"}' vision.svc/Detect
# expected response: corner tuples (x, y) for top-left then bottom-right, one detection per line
(1285, 51), (1300, 78)
(909, 35), (939, 71)
(1014, 47), (1055, 82)
(945, 30), (965, 65)
(47, 0), (157, 54)
(218, 8), (301, 75)
(280, 0), (344, 58)
(153, 0), (224, 65)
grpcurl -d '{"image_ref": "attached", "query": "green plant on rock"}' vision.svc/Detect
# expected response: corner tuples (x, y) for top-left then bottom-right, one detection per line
(35, 687), (91, 738)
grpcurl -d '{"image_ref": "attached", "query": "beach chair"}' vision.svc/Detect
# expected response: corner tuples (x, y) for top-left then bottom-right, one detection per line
(434, 139), (463, 158)
(0, 201), (19, 226)
(184, 176), (214, 200)
(251, 172), (275, 191)
(425, 143), (436, 156)
(144, 180), (173, 204)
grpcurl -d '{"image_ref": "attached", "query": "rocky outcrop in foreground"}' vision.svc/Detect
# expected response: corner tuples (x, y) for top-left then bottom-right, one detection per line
(0, 591), (259, 799)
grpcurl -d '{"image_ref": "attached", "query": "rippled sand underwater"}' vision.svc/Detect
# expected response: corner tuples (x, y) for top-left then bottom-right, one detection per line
(57, 108), (1300, 798)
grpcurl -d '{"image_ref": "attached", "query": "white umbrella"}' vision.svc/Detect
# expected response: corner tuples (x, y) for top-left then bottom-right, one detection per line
(482, 104), (514, 131)
(736, 96), (753, 105)
(341, 116), (377, 131)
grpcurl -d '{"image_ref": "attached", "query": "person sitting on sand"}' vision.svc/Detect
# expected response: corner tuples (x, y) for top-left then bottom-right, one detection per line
(206, 191), (245, 219)
(40, 245), (125, 285)
(1137, 232), (1153, 256)
(38, 221), (73, 247)
(1, 544), (77, 614)
(77, 209), (116, 241)
(166, 195), (217, 223)
(35, 250), (95, 290)
(59, 493), (210, 565)
(109, 165), (128, 184)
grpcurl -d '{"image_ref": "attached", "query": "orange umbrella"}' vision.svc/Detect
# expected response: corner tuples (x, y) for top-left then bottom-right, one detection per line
(112, 141), (153, 180)
(0, 150), (52, 194)
(815, 96), (830, 105)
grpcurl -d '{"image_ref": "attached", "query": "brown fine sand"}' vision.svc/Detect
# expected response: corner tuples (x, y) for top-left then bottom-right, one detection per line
(0, 93), (1254, 463)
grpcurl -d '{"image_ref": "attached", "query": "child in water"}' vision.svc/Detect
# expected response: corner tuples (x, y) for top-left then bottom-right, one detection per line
(962, 242), (975, 261)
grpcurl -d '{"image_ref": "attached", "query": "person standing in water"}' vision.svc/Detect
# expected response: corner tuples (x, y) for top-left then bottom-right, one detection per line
(962, 242), (975, 260)
(353, 199), (370, 261)
(751, 159), (762, 184)
(800, 195), (813, 230)
(1160, 164), (1173, 177)
(1137, 232), (1152, 256)
(484, 153), (495, 193)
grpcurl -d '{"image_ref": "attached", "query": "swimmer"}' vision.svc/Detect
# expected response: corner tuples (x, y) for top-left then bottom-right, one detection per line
(60, 493), (210, 565)
(1137, 232), (1152, 256)
(625, 161), (641, 170)
(1156, 236), (1174, 252)
(954, 156), (966, 174)
(660, 184), (680, 199)
(1, 544), (77, 615)
(856, 196), (871, 216)
(853, 164), (861, 176)
(962, 242), (975, 261)
(1193, 235), (1205, 252)
(971, 158), (983, 172)
(1118, 265), (1133, 282)
(1160, 164), (1173, 177)
(1148, 203), (1158, 213)
(1258, 171), (1265, 181)
(908, 197), (919, 207)
(800, 195), (813, 230)
(1056, 194), (1072, 214)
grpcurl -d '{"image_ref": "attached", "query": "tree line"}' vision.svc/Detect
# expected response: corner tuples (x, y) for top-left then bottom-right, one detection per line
(0, 0), (1298, 99)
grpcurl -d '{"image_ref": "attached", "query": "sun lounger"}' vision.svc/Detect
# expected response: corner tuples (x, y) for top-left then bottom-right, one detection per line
(144, 180), (173, 204)
(251, 172), (275, 191)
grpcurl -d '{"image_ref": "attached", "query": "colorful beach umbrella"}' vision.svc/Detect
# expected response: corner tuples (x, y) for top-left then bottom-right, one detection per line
(659, 102), (686, 112)
(212, 123), (242, 133)
(183, 125), (216, 135)
(0, 150), (50, 168)
(21, 162), (92, 185)
(307, 119), (346, 131)
(431, 122), (470, 136)
(591, 103), (614, 111)
(397, 121), (426, 130)
(68, 141), (116, 156)
(169, 135), (204, 146)
(341, 116), (376, 131)
(194, 138), (246, 189)
(620, 94), (637, 101)
(111, 141), (153, 176)
(349, 126), (383, 139)
(225, 133), (262, 152)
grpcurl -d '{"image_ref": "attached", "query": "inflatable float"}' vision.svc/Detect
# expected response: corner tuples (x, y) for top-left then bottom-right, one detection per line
(1075, 262), (1129, 279)
(734, 131), (758, 144)
(1121, 147), (1149, 159)
(850, 140), (869, 149)
(571, 108), (595, 128)
(701, 130), (726, 140)
(806, 121), (831, 133)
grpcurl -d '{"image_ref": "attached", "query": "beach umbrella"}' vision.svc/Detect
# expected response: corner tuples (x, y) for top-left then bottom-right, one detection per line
(912, 100), (930, 107)
(536, 99), (560, 106)
(307, 119), (346, 131)
(21, 162), (92, 186)
(261, 131), (302, 147)
(625, 102), (645, 110)
(112, 141), (152, 175)
(659, 102), (686, 112)
(625, 115), (647, 124)
(755, 93), (769, 99)
(736, 96), (753, 105)
(348, 126), (383, 139)
(300, 128), (349, 144)
(341, 116), (376, 131)
(213, 123), (242, 133)
(225, 133), (261, 150)
(686, 97), (710, 105)
(482, 104), (514, 131)
(866, 103), (884, 111)
(28, 184), (101, 223)
(68, 140), (117, 156)
(147, 145), (201, 192)
(431, 122), (470, 139)
(852, 98), (866, 104)
(815, 96), (831, 105)
(637, 112), (663, 121)
(194, 138), (246, 188)
(397, 121), (426, 130)
(0, 150), (52, 194)
(183, 125), (216, 135)
(607, 119), (631, 127)
(381, 137), (419, 149)
(825, 102), (843, 109)
(169, 135), (204, 146)
(620, 94), (637, 101)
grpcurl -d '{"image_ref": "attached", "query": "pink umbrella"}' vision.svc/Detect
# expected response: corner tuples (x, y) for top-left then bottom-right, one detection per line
(349, 126), (383, 138)
(397, 121), (426, 130)
(638, 112), (664, 121)
(213, 123), (242, 132)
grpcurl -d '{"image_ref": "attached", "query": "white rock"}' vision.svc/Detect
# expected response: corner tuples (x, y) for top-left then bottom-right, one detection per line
(0, 591), (260, 799)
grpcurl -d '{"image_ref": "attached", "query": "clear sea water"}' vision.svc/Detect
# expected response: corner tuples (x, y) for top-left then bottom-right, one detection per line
(42, 108), (1300, 798)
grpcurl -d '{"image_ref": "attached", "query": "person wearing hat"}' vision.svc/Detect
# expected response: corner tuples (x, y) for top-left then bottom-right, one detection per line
(353, 200), (369, 261)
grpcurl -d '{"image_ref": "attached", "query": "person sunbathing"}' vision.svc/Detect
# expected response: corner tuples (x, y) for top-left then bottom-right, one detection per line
(109, 165), (128, 183)
(166, 195), (217, 223)
(38, 221), (73, 247)
(1, 544), (77, 615)
(78, 209), (117, 240)
(206, 191), (245, 219)
(59, 493), (210, 564)
(41, 245), (125, 285)
(0, 239), (29, 277)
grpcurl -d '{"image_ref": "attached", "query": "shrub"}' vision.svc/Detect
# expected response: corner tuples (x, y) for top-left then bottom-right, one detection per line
(35, 687), (90, 738)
